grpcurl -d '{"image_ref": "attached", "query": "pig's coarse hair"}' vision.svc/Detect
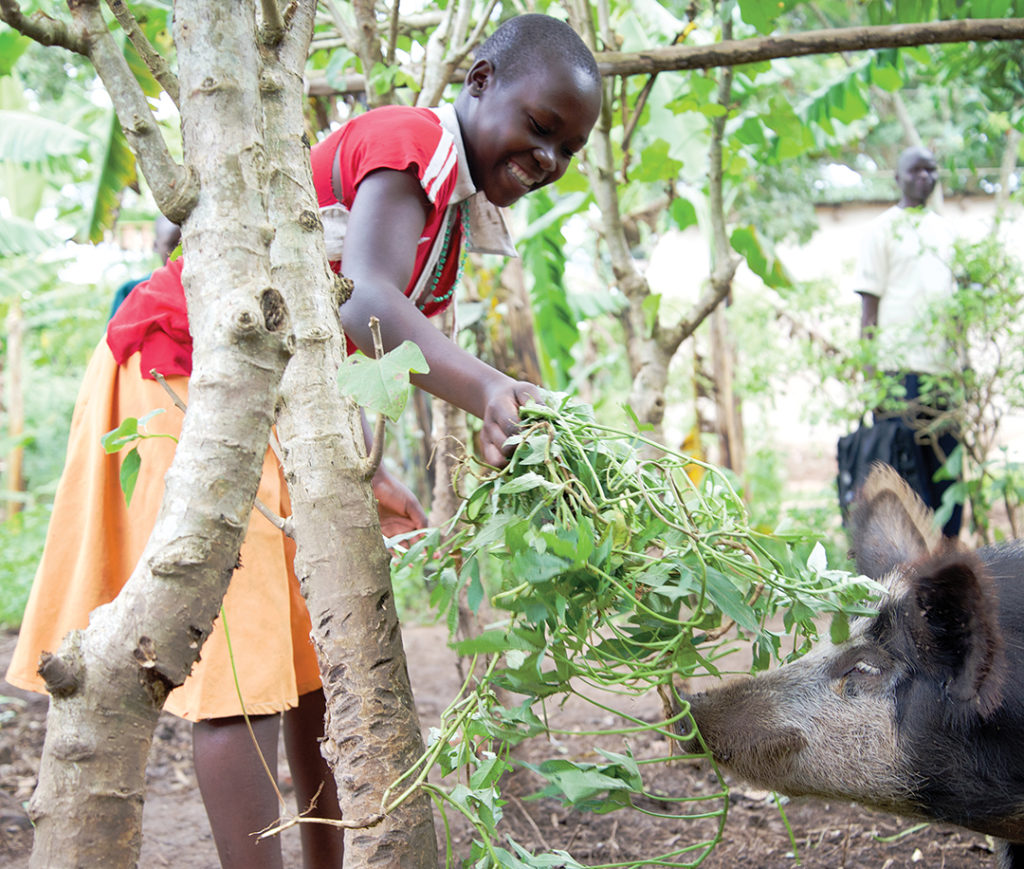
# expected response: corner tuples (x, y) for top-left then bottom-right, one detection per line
(849, 463), (1008, 719)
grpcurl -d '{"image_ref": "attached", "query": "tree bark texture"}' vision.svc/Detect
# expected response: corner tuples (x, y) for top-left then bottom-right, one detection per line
(705, 54), (745, 475)
(261, 5), (438, 865)
(28, 3), (290, 866)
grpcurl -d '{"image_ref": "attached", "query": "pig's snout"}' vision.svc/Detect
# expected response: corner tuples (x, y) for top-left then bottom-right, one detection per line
(686, 687), (809, 785)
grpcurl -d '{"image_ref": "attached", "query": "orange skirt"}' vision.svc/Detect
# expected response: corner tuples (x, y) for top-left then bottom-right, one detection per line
(5, 341), (321, 721)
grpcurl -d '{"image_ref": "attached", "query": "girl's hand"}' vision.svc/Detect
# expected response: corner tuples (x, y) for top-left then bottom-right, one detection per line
(479, 380), (544, 469)
(372, 465), (428, 538)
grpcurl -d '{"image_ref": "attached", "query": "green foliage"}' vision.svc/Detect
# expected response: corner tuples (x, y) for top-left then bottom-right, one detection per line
(100, 409), (175, 505)
(0, 28), (30, 76)
(337, 340), (429, 422)
(0, 110), (89, 166)
(520, 190), (582, 390)
(0, 502), (51, 628)
(935, 235), (1024, 539)
(82, 111), (138, 244)
(729, 225), (793, 289)
(390, 394), (879, 866)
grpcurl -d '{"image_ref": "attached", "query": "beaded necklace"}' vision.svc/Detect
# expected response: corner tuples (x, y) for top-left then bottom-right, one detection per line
(415, 201), (470, 311)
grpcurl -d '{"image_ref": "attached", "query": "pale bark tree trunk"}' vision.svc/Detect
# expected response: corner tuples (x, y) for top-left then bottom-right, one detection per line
(500, 257), (544, 387)
(705, 47), (745, 475)
(568, 0), (735, 444)
(7, 0), (436, 865)
(994, 124), (1021, 223)
(26, 2), (287, 865)
(262, 6), (437, 862)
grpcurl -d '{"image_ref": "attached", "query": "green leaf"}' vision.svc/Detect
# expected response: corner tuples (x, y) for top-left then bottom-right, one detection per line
(830, 612), (850, 644)
(120, 446), (142, 506)
(641, 293), (661, 337)
(101, 417), (140, 453)
(669, 197), (698, 230)
(632, 139), (683, 183)
(83, 112), (137, 244)
(510, 550), (572, 585)
(737, 0), (798, 33)
(703, 569), (760, 633)
(0, 29), (31, 77)
(369, 62), (397, 97)
(451, 628), (521, 656)
(0, 111), (88, 163)
(0, 215), (55, 257)
(730, 225), (792, 290)
(336, 341), (429, 422)
(324, 47), (358, 91)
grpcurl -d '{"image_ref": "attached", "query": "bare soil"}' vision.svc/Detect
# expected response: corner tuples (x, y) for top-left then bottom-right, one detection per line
(0, 624), (1000, 869)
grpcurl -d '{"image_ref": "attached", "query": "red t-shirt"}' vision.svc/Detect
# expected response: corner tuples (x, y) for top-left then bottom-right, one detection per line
(108, 106), (464, 378)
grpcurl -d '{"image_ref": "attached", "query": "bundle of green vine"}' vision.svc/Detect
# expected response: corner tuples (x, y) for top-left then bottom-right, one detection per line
(389, 393), (878, 867)
(397, 392), (874, 698)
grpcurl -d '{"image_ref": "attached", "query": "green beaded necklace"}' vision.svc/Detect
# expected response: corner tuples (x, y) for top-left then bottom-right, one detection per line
(416, 201), (470, 311)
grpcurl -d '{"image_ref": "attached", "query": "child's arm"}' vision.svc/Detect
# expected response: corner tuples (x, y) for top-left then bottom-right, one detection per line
(339, 168), (542, 468)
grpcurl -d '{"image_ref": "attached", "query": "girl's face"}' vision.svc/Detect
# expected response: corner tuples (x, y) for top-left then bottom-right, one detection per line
(459, 58), (602, 208)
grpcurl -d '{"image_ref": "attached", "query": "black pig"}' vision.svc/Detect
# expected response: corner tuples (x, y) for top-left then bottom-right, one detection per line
(687, 464), (1024, 867)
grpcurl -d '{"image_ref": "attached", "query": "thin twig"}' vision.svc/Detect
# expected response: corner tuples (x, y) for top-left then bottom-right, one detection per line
(152, 371), (188, 413)
(0, 0), (87, 53)
(150, 369), (290, 532)
(260, 0), (285, 46)
(103, 0), (180, 104)
(360, 317), (387, 480)
(386, 0), (400, 65)
(256, 809), (385, 840)
(507, 793), (551, 852)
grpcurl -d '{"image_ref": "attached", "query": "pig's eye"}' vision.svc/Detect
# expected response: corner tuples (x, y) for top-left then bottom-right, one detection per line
(852, 661), (882, 676)
(835, 659), (885, 697)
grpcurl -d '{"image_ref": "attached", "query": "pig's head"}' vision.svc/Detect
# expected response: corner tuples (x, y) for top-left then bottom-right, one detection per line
(688, 464), (1009, 822)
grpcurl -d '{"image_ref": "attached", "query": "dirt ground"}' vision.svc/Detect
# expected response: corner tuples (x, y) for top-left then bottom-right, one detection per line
(0, 619), (1001, 869)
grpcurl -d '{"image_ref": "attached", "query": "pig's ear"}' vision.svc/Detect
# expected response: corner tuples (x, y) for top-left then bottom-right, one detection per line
(910, 552), (1007, 718)
(848, 463), (942, 578)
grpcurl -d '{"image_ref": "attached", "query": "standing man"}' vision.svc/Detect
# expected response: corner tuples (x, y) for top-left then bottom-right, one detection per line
(852, 146), (963, 537)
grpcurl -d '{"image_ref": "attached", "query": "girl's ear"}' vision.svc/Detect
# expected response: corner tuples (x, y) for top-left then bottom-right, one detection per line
(464, 59), (494, 97)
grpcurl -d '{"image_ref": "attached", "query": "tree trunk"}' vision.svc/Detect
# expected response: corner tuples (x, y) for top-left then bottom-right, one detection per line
(27, 3), (289, 865)
(261, 5), (438, 864)
(705, 48), (745, 475)
(569, 0), (732, 444)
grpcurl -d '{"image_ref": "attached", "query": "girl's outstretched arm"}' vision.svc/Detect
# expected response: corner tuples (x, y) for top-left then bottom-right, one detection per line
(339, 168), (540, 468)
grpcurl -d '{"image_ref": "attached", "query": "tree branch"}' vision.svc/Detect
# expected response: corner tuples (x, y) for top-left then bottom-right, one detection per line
(104, 0), (180, 105)
(65, 0), (198, 223)
(306, 17), (1024, 96)
(260, 0), (286, 46)
(0, 0), (86, 53)
(597, 17), (1024, 76)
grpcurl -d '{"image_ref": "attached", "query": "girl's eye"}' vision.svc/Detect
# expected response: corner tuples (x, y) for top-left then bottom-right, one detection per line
(531, 117), (551, 136)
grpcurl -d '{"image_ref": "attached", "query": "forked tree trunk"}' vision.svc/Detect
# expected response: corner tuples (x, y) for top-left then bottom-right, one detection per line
(261, 5), (437, 864)
(27, 3), (289, 865)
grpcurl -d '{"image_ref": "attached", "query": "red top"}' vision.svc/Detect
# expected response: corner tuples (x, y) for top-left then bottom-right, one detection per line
(108, 106), (464, 379)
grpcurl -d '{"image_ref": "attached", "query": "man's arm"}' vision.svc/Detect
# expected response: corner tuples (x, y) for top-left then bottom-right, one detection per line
(858, 291), (879, 341)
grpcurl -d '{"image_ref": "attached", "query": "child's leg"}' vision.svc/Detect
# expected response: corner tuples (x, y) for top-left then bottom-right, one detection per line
(193, 713), (285, 869)
(282, 689), (344, 868)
